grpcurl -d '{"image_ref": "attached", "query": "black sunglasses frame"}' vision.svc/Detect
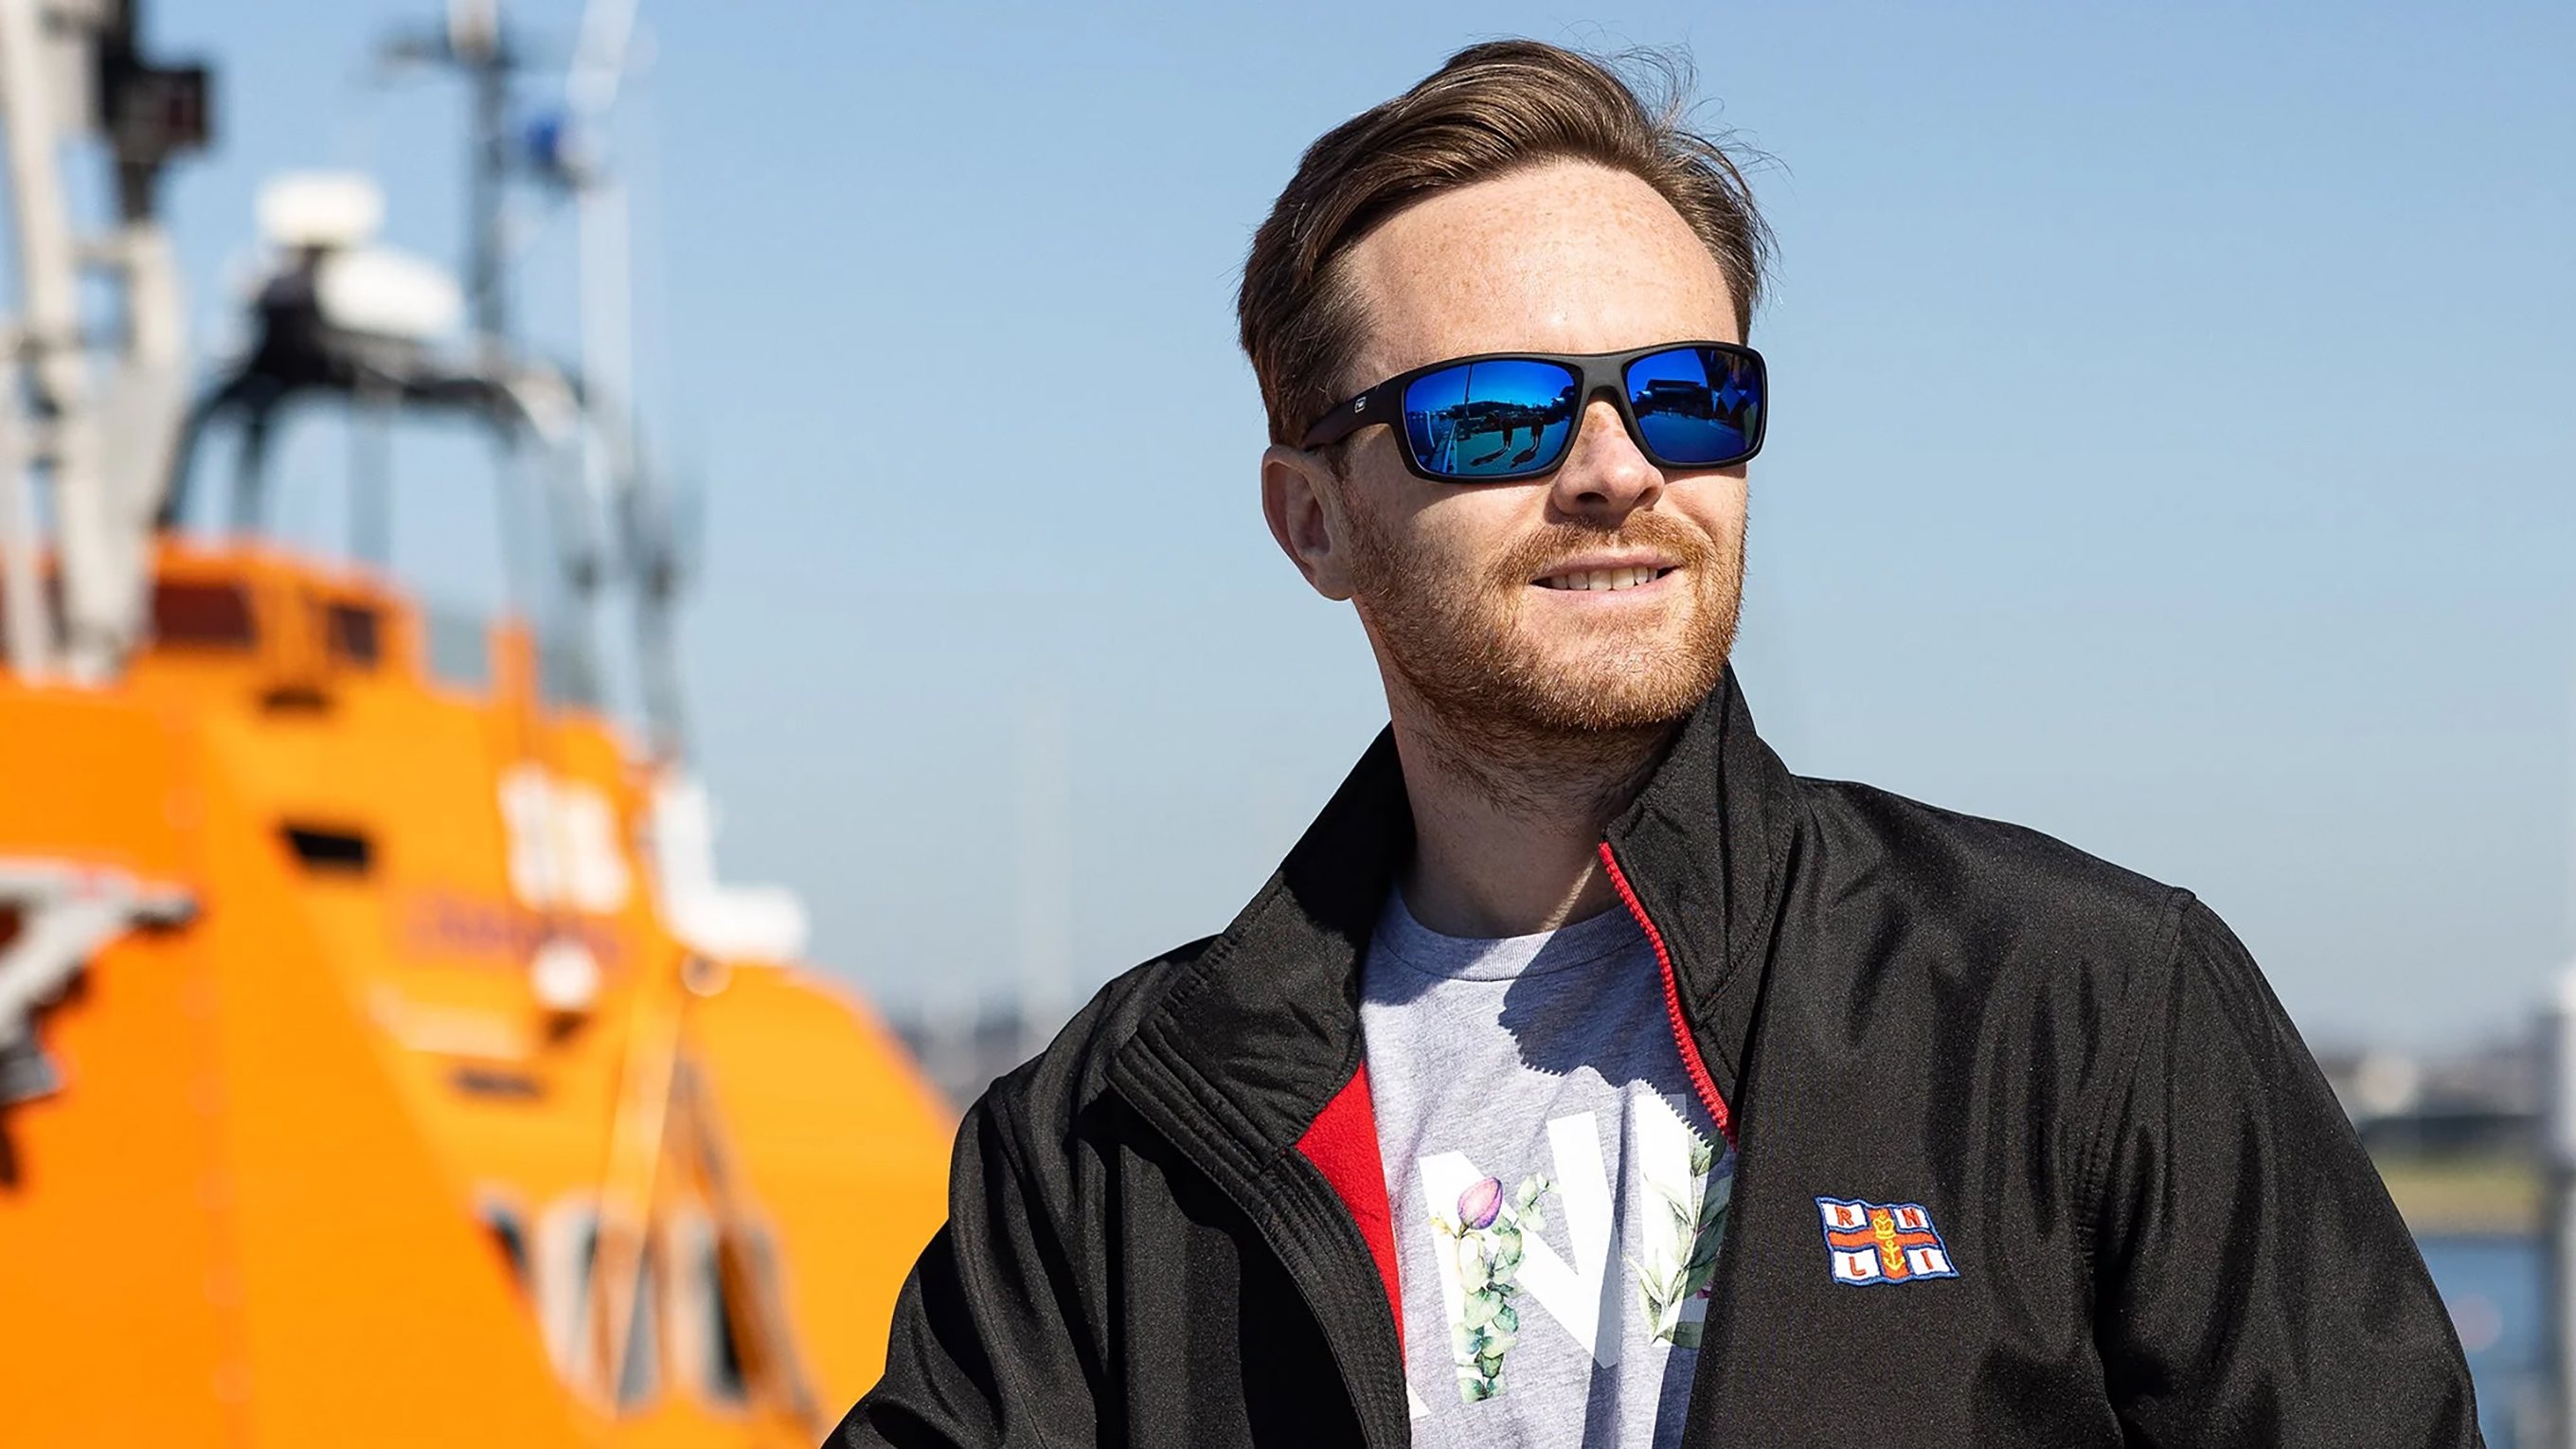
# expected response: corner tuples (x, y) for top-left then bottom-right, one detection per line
(1299, 340), (1767, 483)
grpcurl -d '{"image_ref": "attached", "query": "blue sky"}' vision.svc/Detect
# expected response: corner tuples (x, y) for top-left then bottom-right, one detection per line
(156, 1), (2573, 1047)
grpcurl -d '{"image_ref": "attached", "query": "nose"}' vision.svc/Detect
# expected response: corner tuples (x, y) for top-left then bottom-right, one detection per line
(1547, 397), (1662, 520)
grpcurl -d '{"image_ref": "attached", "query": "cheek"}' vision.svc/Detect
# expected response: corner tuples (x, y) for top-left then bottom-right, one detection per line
(1402, 490), (1540, 581)
(1345, 472), (1502, 578)
(1339, 444), (1563, 593)
(1668, 475), (1749, 544)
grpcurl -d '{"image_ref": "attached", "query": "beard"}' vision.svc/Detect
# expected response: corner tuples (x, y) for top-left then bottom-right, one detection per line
(1341, 492), (1744, 807)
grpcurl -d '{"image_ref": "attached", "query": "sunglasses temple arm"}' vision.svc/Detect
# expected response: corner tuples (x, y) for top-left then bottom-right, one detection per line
(1301, 381), (1400, 450)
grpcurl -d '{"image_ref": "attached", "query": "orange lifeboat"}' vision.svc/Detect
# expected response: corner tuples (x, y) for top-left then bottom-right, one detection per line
(2, 544), (951, 1443)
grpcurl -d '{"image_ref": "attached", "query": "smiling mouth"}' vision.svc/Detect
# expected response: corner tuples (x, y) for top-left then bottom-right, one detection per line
(1532, 565), (1678, 593)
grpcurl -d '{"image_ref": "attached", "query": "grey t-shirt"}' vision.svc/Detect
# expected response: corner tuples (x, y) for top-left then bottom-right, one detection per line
(1361, 890), (1734, 1449)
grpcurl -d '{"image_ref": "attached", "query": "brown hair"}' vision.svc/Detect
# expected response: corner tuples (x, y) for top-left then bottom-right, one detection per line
(1237, 41), (1773, 447)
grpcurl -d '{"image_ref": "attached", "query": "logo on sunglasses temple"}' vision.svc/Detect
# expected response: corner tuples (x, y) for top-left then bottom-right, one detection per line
(1354, 396), (1368, 413)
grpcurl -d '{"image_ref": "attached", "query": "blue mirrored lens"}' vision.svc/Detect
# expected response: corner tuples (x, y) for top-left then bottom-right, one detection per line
(1625, 347), (1762, 466)
(1401, 359), (1580, 477)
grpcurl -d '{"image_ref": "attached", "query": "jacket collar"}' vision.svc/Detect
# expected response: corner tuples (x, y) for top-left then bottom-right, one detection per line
(1601, 665), (1801, 1107)
(1111, 663), (1798, 1160)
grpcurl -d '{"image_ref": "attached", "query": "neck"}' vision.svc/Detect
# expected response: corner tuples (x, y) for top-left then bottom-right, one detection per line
(1387, 687), (1676, 939)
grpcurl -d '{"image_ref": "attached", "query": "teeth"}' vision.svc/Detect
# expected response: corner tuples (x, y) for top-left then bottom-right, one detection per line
(1540, 565), (1661, 592)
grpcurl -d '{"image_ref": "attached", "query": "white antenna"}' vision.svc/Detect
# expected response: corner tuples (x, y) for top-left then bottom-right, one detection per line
(570, 0), (638, 584)
(567, 0), (636, 117)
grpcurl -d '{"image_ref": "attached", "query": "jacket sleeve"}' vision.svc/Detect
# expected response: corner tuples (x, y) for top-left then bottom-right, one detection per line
(2088, 898), (2481, 1447)
(831, 1086), (1102, 1449)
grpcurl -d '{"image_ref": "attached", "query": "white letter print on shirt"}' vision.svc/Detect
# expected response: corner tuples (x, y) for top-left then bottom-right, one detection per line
(1422, 1110), (1620, 1399)
(1417, 1100), (1723, 1405)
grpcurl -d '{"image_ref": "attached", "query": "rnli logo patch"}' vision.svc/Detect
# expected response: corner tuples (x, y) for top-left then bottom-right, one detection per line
(1815, 1197), (1959, 1286)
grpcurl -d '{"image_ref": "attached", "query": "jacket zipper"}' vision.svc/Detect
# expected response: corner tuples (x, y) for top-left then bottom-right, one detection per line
(1599, 841), (1735, 1148)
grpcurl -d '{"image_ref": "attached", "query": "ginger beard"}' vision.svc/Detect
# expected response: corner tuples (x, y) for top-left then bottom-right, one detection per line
(1338, 481), (1744, 797)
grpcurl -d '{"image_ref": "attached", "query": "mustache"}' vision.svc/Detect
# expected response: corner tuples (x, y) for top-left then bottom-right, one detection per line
(1490, 511), (1718, 586)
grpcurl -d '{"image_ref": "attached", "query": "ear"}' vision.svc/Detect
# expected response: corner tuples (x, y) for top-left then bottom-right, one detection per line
(1261, 444), (1356, 601)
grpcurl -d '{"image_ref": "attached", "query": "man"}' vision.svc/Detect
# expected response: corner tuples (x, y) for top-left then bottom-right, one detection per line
(836, 40), (2477, 1449)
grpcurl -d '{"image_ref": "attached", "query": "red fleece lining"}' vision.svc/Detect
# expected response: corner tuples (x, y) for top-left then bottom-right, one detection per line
(1601, 841), (1737, 1147)
(1297, 1064), (1403, 1355)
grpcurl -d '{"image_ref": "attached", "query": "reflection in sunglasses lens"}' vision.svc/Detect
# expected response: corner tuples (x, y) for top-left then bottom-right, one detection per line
(1626, 348), (1762, 466)
(1401, 360), (1581, 477)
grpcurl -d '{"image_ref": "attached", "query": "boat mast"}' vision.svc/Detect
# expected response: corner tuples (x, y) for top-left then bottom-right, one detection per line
(561, 0), (689, 760)
(379, 0), (689, 759)
(442, 0), (511, 358)
(0, 0), (203, 685)
(0, 0), (77, 685)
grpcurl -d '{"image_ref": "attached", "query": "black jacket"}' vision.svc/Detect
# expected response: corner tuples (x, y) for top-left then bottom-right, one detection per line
(835, 672), (2478, 1448)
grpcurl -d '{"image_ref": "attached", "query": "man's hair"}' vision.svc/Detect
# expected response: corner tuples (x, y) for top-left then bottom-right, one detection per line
(1237, 40), (1773, 447)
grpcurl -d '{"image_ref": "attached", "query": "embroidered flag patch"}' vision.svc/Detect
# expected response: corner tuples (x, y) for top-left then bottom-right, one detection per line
(1815, 1197), (1959, 1286)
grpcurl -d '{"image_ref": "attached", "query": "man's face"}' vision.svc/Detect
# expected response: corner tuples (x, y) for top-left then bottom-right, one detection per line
(1267, 160), (1749, 743)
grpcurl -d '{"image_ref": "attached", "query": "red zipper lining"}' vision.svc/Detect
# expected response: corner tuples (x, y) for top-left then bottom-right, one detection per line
(1599, 841), (1735, 1148)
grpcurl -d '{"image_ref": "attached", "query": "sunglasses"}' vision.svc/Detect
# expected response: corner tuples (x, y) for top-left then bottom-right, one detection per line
(1300, 341), (1767, 483)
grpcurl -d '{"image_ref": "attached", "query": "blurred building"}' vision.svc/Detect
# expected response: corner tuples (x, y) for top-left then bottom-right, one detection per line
(2321, 1035), (2543, 1158)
